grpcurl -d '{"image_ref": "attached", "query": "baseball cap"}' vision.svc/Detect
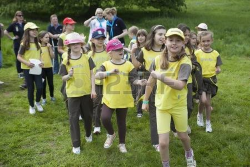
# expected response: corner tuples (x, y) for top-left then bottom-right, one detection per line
(165, 28), (185, 40)
(106, 39), (123, 52)
(64, 32), (84, 45)
(63, 17), (76, 25)
(92, 28), (106, 39)
(24, 22), (39, 31)
(195, 23), (208, 30)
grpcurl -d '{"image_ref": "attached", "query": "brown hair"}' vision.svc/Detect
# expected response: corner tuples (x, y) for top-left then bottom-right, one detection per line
(38, 31), (48, 43)
(22, 29), (40, 51)
(91, 41), (106, 57)
(199, 31), (214, 42)
(160, 44), (186, 70)
(103, 7), (117, 15)
(50, 14), (57, 21)
(144, 25), (166, 51)
(136, 29), (148, 48)
(190, 31), (198, 49)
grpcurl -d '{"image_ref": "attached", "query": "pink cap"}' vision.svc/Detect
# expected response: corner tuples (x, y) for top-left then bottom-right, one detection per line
(106, 39), (123, 52)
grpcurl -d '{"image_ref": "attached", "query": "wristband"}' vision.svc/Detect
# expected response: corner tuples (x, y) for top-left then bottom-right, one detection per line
(142, 100), (149, 104)
(106, 71), (110, 76)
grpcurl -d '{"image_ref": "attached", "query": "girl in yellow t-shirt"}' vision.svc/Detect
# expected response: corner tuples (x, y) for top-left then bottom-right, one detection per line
(17, 22), (44, 115)
(195, 31), (222, 133)
(60, 32), (96, 155)
(88, 28), (109, 134)
(142, 28), (196, 167)
(95, 39), (146, 153)
(131, 25), (166, 152)
(38, 31), (55, 105)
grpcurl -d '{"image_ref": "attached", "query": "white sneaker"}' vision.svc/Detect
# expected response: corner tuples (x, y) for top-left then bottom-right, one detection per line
(187, 125), (191, 134)
(197, 113), (204, 127)
(137, 113), (143, 118)
(50, 97), (56, 102)
(0, 81), (4, 85)
(85, 134), (92, 142)
(72, 147), (80, 154)
(79, 115), (82, 120)
(104, 133), (116, 148)
(93, 127), (101, 134)
(42, 99), (46, 106)
(29, 106), (36, 114)
(35, 102), (43, 112)
(206, 122), (212, 133)
(118, 144), (127, 153)
(173, 131), (178, 138)
(186, 157), (196, 167)
(153, 144), (160, 152)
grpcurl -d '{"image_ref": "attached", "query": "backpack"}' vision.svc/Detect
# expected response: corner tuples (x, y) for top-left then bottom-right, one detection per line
(191, 60), (203, 99)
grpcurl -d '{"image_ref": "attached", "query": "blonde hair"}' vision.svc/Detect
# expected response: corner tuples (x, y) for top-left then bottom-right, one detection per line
(128, 26), (139, 36)
(103, 7), (117, 15)
(95, 8), (103, 15)
(199, 31), (214, 41)
(50, 14), (57, 21)
(12, 11), (26, 23)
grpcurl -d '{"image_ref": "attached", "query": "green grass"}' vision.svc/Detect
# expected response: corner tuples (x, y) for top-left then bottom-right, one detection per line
(1, 0), (250, 166)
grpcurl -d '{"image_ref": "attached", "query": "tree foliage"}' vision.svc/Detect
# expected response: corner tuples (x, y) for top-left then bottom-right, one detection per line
(0, 0), (186, 18)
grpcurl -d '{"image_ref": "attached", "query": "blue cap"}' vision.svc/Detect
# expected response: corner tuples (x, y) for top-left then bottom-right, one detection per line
(92, 28), (106, 39)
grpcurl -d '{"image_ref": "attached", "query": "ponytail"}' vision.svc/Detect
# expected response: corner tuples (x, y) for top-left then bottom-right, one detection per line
(67, 48), (71, 65)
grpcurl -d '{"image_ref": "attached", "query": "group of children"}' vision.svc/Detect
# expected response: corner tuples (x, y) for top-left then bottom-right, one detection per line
(4, 7), (223, 166)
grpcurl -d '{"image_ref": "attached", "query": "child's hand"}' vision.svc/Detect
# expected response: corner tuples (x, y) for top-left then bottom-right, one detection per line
(110, 69), (119, 74)
(216, 66), (221, 74)
(69, 68), (74, 77)
(27, 62), (35, 68)
(39, 62), (44, 68)
(131, 43), (137, 54)
(91, 91), (97, 99)
(47, 43), (52, 48)
(138, 79), (147, 86)
(142, 103), (149, 111)
(151, 71), (161, 80)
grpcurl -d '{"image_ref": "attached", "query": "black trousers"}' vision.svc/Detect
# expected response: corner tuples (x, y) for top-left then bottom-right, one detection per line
(42, 68), (54, 99)
(23, 70), (43, 107)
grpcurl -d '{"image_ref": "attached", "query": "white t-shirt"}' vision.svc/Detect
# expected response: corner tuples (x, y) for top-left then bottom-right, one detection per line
(88, 19), (107, 42)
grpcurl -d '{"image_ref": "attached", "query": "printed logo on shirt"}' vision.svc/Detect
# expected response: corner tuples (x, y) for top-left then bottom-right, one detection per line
(200, 58), (213, 62)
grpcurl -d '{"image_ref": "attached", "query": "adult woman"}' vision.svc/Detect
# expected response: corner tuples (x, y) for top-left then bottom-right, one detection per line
(4, 11), (26, 79)
(84, 8), (107, 43)
(103, 7), (127, 45)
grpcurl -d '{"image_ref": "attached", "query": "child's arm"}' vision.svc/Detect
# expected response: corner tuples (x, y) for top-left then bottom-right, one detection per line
(90, 70), (97, 99)
(17, 53), (35, 68)
(130, 44), (142, 69)
(57, 38), (65, 54)
(142, 76), (156, 111)
(47, 43), (55, 59)
(62, 67), (73, 82)
(151, 71), (187, 90)
(95, 68), (119, 79)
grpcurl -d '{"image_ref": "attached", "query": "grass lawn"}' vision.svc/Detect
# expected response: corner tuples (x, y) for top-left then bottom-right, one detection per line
(0, 0), (250, 166)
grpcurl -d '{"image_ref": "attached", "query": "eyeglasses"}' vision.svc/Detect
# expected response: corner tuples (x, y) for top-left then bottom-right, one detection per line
(17, 15), (23, 17)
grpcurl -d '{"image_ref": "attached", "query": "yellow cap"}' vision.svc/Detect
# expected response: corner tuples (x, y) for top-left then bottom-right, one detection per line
(165, 28), (185, 40)
(24, 22), (39, 31)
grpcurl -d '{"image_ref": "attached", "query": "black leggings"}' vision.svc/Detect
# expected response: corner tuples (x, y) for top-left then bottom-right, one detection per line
(101, 103), (127, 144)
(42, 68), (54, 99)
(23, 70), (43, 107)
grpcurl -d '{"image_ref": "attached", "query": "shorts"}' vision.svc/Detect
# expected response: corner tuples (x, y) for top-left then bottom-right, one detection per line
(156, 106), (188, 134)
(202, 76), (218, 98)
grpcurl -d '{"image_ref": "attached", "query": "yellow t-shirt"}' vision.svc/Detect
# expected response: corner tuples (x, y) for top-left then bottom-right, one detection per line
(62, 54), (92, 97)
(41, 46), (52, 68)
(102, 60), (135, 108)
(195, 49), (220, 78)
(20, 43), (41, 69)
(88, 50), (109, 85)
(142, 47), (162, 71)
(59, 32), (68, 53)
(154, 55), (192, 110)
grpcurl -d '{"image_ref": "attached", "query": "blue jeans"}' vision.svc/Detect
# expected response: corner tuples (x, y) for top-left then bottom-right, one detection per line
(53, 47), (61, 74)
(0, 50), (2, 68)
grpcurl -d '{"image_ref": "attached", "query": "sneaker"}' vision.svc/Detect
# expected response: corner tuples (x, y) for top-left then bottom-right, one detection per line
(0, 81), (4, 85)
(186, 157), (196, 167)
(79, 115), (82, 120)
(35, 102), (44, 112)
(93, 127), (101, 134)
(197, 113), (204, 127)
(173, 132), (178, 138)
(137, 113), (143, 118)
(29, 106), (36, 114)
(85, 134), (92, 142)
(206, 122), (212, 133)
(50, 97), (56, 102)
(19, 84), (27, 89)
(72, 147), (80, 154)
(42, 99), (47, 105)
(104, 133), (116, 148)
(18, 73), (24, 79)
(153, 144), (160, 152)
(118, 144), (127, 153)
(187, 125), (191, 134)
